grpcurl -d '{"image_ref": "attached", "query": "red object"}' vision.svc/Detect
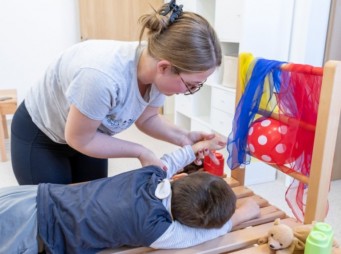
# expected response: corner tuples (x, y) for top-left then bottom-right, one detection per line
(203, 152), (224, 176)
(247, 118), (299, 165)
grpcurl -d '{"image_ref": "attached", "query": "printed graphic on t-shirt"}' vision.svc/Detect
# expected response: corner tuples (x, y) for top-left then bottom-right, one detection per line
(104, 115), (135, 135)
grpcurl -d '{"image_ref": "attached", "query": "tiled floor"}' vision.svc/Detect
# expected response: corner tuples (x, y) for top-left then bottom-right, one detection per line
(1, 120), (340, 244)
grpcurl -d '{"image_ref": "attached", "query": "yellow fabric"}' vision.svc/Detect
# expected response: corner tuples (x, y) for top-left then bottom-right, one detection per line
(238, 53), (279, 115)
(238, 53), (254, 93)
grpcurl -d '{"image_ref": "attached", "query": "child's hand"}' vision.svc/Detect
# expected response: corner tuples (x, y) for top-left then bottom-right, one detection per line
(231, 198), (260, 228)
(191, 134), (227, 164)
(238, 198), (260, 221)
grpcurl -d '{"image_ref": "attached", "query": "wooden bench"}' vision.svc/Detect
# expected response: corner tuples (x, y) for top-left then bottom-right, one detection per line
(99, 177), (340, 254)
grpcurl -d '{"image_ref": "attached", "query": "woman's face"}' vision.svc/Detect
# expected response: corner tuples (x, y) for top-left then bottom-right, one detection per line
(155, 65), (215, 96)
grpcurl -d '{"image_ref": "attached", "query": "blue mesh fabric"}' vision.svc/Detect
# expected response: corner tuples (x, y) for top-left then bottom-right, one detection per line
(226, 58), (286, 169)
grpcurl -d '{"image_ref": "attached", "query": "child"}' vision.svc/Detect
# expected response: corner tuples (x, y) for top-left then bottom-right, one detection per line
(0, 135), (260, 253)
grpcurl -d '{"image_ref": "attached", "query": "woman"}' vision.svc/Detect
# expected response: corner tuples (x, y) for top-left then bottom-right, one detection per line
(11, 0), (222, 184)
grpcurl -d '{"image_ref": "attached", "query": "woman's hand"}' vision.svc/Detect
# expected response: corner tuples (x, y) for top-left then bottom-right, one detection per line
(137, 148), (167, 170)
(180, 131), (215, 165)
(192, 134), (226, 152)
(181, 131), (216, 146)
(191, 134), (227, 165)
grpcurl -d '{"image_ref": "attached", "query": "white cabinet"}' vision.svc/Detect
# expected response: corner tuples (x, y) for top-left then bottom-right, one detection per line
(173, 0), (294, 184)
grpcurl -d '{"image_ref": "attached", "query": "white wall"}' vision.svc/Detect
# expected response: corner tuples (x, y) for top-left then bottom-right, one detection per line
(289, 0), (331, 66)
(240, 0), (295, 61)
(0, 0), (332, 103)
(0, 0), (81, 103)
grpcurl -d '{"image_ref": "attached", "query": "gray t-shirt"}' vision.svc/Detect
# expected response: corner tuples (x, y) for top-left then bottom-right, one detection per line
(25, 40), (165, 143)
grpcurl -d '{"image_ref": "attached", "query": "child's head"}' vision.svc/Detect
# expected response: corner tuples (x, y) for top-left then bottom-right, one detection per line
(171, 172), (236, 229)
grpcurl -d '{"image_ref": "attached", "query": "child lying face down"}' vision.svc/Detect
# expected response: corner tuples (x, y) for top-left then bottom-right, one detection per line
(0, 135), (260, 254)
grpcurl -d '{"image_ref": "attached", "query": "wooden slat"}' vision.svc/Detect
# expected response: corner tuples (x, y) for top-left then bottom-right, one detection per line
(236, 195), (269, 208)
(145, 218), (301, 254)
(230, 245), (341, 254)
(232, 186), (254, 199)
(232, 206), (286, 231)
(227, 244), (271, 254)
(98, 246), (154, 254)
(224, 177), (240, 188)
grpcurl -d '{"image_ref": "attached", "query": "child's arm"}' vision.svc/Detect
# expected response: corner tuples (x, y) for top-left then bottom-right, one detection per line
(150, 218), (233, 249)
(160, 134), (226, 178)
(160, 145), (196, 178)
(150, 198), (260, 249)
(231, 198), (260, 228)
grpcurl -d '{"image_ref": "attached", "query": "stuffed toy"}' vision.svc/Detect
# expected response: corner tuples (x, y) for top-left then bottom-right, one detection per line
(258, 218), (305, 254)
(258, 218), (339, 254)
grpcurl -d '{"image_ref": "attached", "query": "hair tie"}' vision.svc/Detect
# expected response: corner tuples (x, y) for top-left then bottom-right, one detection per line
(160, 0), (183, 24)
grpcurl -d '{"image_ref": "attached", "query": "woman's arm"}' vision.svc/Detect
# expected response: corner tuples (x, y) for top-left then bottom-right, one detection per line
(65, 105), (164, 168)
(135, 106), (215, 147)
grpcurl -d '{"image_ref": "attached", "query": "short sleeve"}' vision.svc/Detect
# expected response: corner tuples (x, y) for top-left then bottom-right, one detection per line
(148, 85), (166, 108)
(66, 68), (118, 120)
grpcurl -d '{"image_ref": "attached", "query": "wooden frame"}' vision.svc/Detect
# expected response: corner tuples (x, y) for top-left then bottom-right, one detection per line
(100, 59), (341, 253)
(232, 58), (341, 224)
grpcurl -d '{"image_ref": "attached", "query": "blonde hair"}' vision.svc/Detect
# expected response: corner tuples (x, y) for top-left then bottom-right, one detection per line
(139, 3), (222, 73)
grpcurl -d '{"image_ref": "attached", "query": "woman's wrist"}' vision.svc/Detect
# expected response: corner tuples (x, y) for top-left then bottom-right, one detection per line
(178, 130), (191, 147)
(191, 142), (205, 154)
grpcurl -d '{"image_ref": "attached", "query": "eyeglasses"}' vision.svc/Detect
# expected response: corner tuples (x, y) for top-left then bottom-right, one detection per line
(176, 70), (206, 95)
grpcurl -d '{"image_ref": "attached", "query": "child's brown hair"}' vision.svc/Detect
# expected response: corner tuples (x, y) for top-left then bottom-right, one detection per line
(171, 172), (236, 229)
